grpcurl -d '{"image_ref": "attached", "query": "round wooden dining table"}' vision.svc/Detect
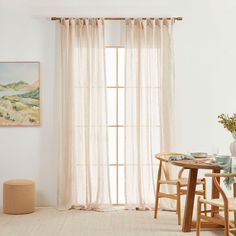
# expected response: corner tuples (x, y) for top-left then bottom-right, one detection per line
(171, 159), (221, 232)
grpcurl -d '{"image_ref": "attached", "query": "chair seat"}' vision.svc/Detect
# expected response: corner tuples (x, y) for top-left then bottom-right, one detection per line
(159, 178), (204, 186)
(200, 197), (236, 211)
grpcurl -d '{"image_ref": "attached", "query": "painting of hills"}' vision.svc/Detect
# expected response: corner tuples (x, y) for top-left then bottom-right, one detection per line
(0, 62), (40, 126)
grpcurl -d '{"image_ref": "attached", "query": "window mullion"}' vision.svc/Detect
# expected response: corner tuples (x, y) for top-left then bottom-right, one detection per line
(116, 47), (119, 205)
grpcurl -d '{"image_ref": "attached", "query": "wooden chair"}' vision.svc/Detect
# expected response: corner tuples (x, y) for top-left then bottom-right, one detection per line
(154, 153), (206, 225)
(197, 173), (236, 236)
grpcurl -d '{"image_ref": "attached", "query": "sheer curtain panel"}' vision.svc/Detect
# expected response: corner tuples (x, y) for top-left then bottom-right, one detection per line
(124, 18), (176, 210)
(56, 18), (112, 210)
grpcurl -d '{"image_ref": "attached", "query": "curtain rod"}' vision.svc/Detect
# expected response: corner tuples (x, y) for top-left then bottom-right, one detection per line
(51, 17), (183, 21)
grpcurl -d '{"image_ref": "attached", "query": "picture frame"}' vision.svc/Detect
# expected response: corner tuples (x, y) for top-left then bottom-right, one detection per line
(0, 61), (40, 127)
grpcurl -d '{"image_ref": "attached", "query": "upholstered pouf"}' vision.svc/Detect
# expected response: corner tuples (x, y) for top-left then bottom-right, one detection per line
(3, 179), (35, 214)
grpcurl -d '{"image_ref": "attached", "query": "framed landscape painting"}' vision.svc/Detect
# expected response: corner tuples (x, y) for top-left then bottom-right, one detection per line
(0, 62), (40, 126)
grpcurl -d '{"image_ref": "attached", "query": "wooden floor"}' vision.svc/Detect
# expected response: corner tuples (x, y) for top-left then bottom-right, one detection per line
(0, 208), (223, 236)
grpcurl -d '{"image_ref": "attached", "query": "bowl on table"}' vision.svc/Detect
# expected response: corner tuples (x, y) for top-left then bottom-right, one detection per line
(190, 152), (208, 158)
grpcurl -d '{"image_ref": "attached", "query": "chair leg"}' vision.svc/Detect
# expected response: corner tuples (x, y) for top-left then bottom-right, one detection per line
(177, 182), (181, 225)
(154, 163), (162, 220)
(196, 197), (201, 236)
(224, 207), (230, 236)
(234, 210), (236, 236)
(154, 184), (160, 219)
(202, 179), (207, 216)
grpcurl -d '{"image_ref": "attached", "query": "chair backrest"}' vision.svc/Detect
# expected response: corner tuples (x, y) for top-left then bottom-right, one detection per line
(155, 153), (184, 180)
(205, 173), (236, 208)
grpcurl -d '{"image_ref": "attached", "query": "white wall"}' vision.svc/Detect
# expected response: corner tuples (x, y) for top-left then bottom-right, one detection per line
(0, 0), (57, 207)
(0, 0), (236, 207)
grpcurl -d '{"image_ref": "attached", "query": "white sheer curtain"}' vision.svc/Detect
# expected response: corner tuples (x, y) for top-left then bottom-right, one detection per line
(124, 18), (176, 210)
(56, 18), (112, 210)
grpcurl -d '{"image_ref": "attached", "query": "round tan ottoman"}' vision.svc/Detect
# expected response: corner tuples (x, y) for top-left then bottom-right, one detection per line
(3, 179), (35, 214)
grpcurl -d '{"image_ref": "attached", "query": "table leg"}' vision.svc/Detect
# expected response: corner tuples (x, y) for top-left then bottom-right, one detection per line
(182, 168), (198, 232)
(211, 168), (220, 217)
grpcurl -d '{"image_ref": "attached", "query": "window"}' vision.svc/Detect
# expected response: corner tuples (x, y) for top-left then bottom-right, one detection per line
(106, 46), (125, 205)
(105, 46), (161, 205)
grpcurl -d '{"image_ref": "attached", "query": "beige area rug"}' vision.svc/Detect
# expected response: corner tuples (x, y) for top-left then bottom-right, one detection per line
(0, 208), (223, 236)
